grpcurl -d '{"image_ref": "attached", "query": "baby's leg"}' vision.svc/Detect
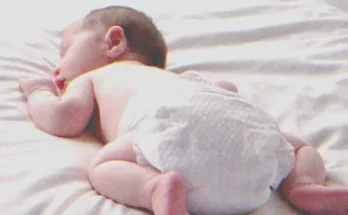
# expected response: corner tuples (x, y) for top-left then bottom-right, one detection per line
(281, 134), (348, 215)
(213, 80), (239, 93)
(180, 70), (238, 93)
(88, 137), (189, 215)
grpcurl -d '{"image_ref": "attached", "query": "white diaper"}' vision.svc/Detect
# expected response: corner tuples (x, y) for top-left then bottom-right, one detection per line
(117, 74), (295, 215)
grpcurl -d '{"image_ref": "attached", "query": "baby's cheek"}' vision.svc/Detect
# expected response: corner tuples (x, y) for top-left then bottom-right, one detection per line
(83, 53), (105, 72)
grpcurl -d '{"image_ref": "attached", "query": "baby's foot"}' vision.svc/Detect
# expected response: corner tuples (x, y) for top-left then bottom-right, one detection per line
(290, 184), (348, 215)
(151, 171), (190, 215)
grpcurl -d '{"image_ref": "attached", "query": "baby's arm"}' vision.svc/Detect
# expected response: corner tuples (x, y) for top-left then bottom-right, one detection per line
(19, 76), (95, 137)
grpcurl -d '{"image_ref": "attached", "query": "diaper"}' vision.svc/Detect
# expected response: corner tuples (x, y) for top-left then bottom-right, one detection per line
(117, 74), (295, 215)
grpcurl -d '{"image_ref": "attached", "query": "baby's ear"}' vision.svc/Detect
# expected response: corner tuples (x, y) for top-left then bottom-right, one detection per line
(104, 26), (127, 59)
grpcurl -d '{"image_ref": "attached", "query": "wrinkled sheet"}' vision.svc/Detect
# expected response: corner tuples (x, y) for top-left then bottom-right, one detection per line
(1, 0), (348, 214)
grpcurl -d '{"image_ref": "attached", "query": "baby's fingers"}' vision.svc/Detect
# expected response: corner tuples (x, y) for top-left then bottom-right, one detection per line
(18, 79), (26, 93)
(18, 78), (34, 98)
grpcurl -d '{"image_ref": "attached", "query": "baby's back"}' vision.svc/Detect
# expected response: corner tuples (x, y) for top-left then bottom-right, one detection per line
(88, 62), (178, 142)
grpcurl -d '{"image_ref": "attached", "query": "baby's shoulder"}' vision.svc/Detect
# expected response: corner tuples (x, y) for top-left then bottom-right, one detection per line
(93, 62), (175, 83)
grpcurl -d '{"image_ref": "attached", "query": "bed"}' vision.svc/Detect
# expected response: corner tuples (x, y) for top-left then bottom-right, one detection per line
(1, 0), (348, 214)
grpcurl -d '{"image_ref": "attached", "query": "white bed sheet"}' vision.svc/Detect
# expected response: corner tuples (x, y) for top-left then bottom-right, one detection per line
(1, 0), (348, 214)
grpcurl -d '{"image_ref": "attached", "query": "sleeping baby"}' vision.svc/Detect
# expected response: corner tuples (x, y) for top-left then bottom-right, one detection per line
(19, 6), (348, 215)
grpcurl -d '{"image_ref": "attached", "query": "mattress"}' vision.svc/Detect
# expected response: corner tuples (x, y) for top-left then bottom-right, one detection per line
(1, 0), (348, 214)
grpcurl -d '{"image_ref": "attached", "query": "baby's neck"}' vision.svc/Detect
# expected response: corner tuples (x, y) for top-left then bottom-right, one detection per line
(117, 60), (144, 66)
(112, 51), (147, 66)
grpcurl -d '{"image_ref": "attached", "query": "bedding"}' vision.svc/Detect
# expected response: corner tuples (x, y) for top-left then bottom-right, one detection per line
(1, 0), (348, 214)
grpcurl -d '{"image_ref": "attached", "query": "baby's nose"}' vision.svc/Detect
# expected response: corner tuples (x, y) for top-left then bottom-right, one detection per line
(54, 68), (60, 77)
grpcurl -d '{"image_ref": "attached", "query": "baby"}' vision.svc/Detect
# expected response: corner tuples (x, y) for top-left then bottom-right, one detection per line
(19, 6), (348, 215)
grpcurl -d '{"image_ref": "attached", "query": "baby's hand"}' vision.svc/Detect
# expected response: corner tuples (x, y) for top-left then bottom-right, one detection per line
(19, 77), (58, 98)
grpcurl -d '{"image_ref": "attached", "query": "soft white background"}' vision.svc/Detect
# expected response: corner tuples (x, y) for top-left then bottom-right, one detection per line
(1, 0), (348, 214)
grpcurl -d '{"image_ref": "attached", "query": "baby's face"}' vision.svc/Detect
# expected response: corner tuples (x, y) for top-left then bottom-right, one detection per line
(55, 20), (108, 89)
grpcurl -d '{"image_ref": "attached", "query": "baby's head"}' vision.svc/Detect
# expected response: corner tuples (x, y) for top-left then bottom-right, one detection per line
(55, 6), (167, 84)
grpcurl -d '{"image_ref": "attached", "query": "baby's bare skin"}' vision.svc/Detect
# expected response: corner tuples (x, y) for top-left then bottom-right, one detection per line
(74, 62), (182, 142)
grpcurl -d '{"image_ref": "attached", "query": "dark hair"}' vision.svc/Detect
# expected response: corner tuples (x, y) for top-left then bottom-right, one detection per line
(83, 6), (167, 69)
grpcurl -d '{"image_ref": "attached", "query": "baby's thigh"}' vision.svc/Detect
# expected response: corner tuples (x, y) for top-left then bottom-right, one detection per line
(282, 133), (307, 152)
(90, 136), (137, 168)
